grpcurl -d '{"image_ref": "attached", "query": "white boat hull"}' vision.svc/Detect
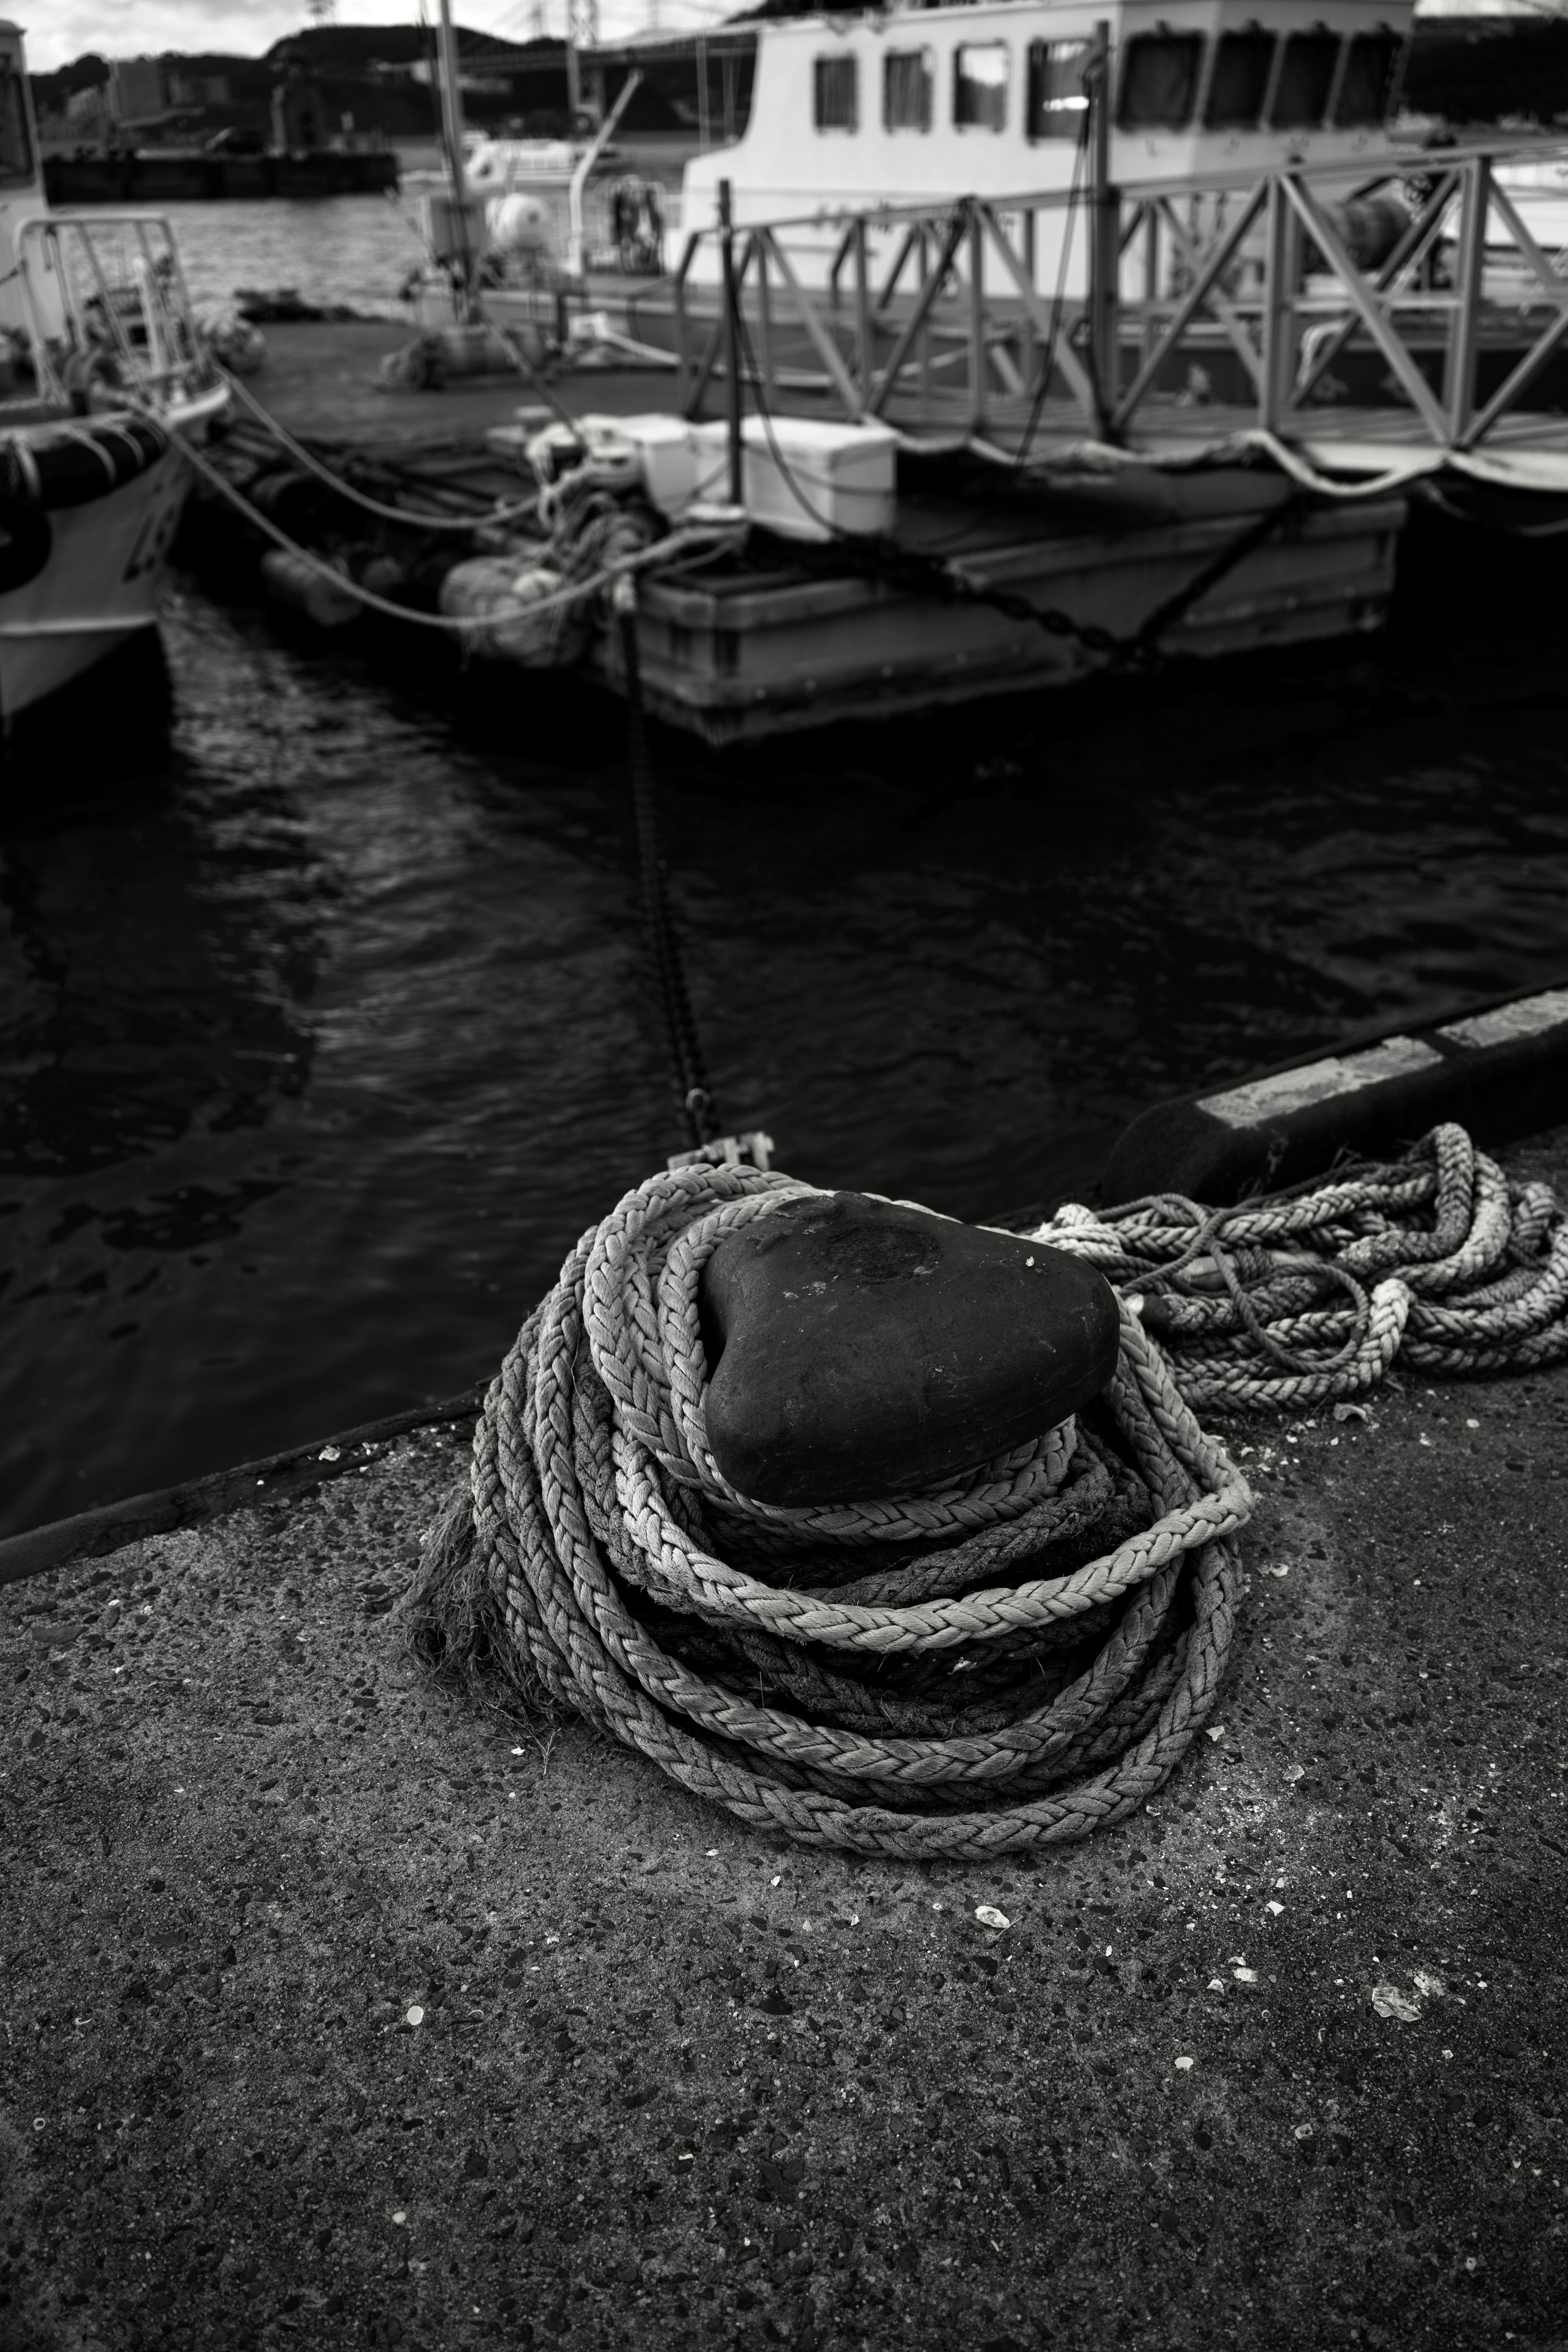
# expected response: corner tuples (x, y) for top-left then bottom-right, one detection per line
(0, 442), (189, 725)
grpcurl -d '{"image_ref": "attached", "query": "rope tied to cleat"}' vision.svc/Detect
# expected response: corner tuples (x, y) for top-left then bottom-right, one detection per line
(404, 1160), (1250, 1858)
(403, 1125), (1565, 1853)
(1034, 1122), (1568, 1410)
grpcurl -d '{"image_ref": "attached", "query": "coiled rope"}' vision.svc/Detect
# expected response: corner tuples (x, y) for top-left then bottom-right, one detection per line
(165, 413), (745, 633)
(214, 365), (542, 531)
(1033, 1123), (1568, 1410)
(404, 1160), (1250, 1858)
(404, 1122), (1562, 1853)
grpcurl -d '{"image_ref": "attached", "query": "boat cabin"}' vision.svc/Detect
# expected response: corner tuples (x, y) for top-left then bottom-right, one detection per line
(677, 0), (1413, 289)
(0, 20), (59, 339)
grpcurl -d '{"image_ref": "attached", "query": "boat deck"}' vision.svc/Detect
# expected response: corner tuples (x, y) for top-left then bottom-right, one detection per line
(231, 317), (1568, 483)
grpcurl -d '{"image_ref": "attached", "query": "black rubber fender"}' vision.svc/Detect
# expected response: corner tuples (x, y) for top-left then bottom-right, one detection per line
(27, 417), (168, 510)
(0, 486), (51, 595)
(1102, 979), (1568, 1205)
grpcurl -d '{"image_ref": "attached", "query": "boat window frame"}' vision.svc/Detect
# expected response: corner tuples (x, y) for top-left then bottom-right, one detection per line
(952, 40), (1011, 136)
(1330, 27), (1404, 128)
(1117, 25), (1206, 133)
(1201, 23), (1277, 132)
(812, 51), (860, 135)
(883, 45), (935, 136)
(1267, 24), (1341, 132)
(1025, 38), (1092, 144)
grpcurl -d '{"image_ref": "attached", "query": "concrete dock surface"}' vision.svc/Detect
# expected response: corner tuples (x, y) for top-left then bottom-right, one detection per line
(4, 1130), (1567, 2352)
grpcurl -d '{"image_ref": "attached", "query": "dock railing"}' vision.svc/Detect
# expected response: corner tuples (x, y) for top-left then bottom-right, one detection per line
(670, 139), (1568, 456)
(16, 213), (217, 415)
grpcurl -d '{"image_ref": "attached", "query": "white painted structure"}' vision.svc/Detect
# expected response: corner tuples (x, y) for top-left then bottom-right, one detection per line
(0, 21), (227, 728)
(0, 20), (62, 340)
(678, 0), (1415, 290)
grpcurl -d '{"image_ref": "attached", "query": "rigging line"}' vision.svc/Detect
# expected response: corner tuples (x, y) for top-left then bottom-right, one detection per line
(215, 367), (542, 531)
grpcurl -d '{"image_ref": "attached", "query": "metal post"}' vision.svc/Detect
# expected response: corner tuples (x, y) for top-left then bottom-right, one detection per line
(1142, 201), (1160, 368)
(853, 215), (873, 402)
(719, 177), (744, 505)
(967, 201), (987, 432)
(1088, 19), (1118, 432)
(755, 233), (774, 401)
(434, 0), (476, 321)
(1446, 156), (1490, 443)
(1259, 175), (1296, 432)
(1020, 204), (1038, 392)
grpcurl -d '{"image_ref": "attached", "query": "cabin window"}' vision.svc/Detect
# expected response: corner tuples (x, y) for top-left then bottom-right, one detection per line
(813, 55), (859, 133)
(1026, 40), (1091, 141)
(1118, 30), (1203, 130)
(884, 48), (934, 134)
(1269, 29), (1339, 130)
(0, 59), (33, 185)
(1204, 28), (1275, 130)
(953, 43), (1009, 134)
(1333, 30), (1402, 127)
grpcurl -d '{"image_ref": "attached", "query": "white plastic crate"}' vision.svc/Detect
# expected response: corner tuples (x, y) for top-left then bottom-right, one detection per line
(692, 415), (898, 543)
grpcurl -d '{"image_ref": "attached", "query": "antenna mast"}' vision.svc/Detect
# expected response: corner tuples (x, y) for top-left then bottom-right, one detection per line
(566, 0), (597, 124)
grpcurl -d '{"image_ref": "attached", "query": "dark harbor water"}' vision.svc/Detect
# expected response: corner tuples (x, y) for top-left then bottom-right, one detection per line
(4, 552), (1568, 1538)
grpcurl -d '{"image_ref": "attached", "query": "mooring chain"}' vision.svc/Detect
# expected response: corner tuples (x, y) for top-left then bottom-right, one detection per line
(614, 587), (722, 1152)
(783, 489), (1312, 672)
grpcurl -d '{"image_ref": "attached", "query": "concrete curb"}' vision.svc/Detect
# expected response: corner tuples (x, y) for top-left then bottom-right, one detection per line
(0, 1382), (486, 1590)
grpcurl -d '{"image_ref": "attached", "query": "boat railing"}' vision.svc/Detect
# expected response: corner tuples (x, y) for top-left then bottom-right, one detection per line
(670, 134), (1568, 456)
(15, 213), (220, 416)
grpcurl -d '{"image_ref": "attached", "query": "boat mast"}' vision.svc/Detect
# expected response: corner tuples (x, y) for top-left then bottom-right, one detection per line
(434, 0), (477, 318)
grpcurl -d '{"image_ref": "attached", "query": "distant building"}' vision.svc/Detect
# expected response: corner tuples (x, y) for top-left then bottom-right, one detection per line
(168, 73), (232, 108)
(108, 57), (165, 122)
(64, 84), (111, 128)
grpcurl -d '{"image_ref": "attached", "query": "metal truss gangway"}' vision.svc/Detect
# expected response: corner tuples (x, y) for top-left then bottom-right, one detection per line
(669, 137), (1568, 514)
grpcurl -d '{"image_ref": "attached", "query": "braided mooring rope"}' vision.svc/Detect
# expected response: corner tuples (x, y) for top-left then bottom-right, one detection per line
(405, 1160), (1251, 1857)
(1032, 1123), (1568, 1410)
(403, 1125), (1562, 1854)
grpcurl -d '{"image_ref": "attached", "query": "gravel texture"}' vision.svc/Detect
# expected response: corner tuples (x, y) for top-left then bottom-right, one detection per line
(4, 1133), (1567, 2352)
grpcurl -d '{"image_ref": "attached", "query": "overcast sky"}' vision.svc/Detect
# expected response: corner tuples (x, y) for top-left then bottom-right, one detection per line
(28, 0), (1550, 73)
(27, 0), (742, 76)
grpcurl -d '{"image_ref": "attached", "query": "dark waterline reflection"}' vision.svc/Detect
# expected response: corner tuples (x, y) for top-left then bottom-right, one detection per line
(4, 567), (1567, 1535)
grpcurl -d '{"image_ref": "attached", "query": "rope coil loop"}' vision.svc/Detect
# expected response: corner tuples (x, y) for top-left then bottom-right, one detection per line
(403, 1126), (1563, 1853)
(1034, 1123), (1568, 1408)
(405, 1162), (1250, 1857)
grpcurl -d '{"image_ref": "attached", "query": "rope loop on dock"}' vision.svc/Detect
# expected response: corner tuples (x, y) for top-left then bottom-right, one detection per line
(404, 1160), (1250, 1858)
(1034, 1122), (1568, 1408)
(405, 1124), (1563, 1853)
(214, 366), (543, 532)
(166, 409), (746, 635)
